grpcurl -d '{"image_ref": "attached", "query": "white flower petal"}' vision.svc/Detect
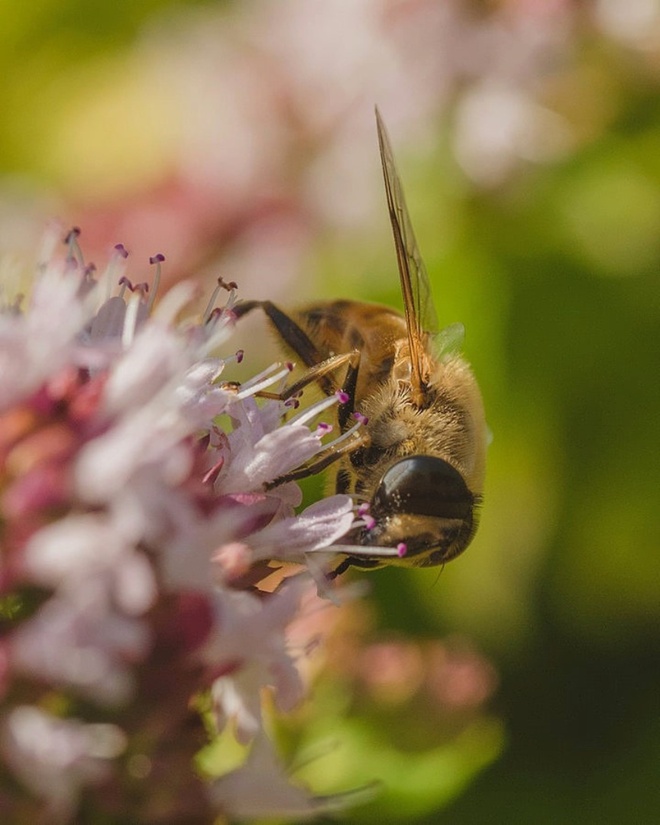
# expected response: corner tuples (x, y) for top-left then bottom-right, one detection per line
(1, 707), (116, 818)
(248, 495), (354, 562)
(210, 734), (319, 819)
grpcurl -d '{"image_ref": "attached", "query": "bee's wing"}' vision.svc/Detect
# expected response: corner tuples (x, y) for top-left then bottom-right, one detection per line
(376, 107), (437, 405)
(431, 322), (465, 359)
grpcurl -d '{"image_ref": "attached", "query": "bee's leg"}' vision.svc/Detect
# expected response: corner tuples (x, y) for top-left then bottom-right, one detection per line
(235, 298), (364, 447)
(234, 300), (323, 368)
(223, 352), (352, 408)
(334, 469), (352, 495)
(235, 300), (361, 402)
(337, 350), (360, 432)
(279, 351), (355, 402)
(326, 555), (381, 580)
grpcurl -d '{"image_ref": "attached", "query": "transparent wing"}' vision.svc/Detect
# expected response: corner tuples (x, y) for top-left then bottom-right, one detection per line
(376, 108), (438, 402)
(431, 322), (465, 359)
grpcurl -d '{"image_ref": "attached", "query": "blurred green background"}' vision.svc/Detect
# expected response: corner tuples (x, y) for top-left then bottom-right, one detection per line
(1, 1), (659, 822)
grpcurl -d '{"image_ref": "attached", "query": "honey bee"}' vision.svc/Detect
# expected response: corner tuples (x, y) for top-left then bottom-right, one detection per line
(236, 108), (487, 575)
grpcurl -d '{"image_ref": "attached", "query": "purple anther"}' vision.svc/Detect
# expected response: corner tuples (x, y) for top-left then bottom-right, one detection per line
(235, 349), (244, 363)
(217, 277), (238, 292)
(149, 253), (165, 264)
(397, 542), (408, 558)
(336, 390), (350, 405)
(114, 243), (129, 259)
(353, 411), (369, 426)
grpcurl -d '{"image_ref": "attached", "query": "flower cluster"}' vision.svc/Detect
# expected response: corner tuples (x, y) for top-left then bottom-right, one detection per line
(0, 230), (361, 823)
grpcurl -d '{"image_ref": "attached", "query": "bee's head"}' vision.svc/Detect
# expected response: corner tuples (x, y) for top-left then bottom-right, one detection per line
(363, 455), (479, 564)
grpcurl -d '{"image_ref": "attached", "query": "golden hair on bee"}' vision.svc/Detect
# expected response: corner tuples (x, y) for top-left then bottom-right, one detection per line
(236, 108), (487, 575)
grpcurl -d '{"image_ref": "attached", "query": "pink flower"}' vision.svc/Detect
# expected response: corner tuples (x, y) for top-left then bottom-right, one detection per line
(0, 231), (357, 821)
(212, 733), (354, 819)
(207, 580), (307, 744)
(10, 592), (150, 705)
(246, 495), (355, 564)
(215, 394), (328, 494)
(2, 707), (124, 823)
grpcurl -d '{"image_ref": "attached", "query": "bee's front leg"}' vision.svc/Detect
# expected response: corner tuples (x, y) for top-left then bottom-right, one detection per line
(337, 350), (360, 431)
(235, 299), (366, 489)
(326, 555), (381, 579)
(235, 299), (361, 411)
(234, 300), (323, 367)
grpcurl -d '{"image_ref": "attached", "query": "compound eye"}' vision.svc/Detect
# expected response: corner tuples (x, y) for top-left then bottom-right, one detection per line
(372, 456), (473, 521)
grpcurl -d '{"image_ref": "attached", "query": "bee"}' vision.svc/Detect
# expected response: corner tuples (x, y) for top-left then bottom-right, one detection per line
(236, 108), (487, 575)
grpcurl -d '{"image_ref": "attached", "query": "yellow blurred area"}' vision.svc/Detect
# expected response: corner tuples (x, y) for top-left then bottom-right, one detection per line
(41, 55), (179, 199)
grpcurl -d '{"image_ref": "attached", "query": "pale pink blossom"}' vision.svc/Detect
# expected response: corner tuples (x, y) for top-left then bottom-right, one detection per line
(211, 732), (358, 820)
(24, 513), (156, 613)
(2, 707), (123, 824)
(0, 233), (358, 821)
(246, 495), (356, 564)
(0, 264), (87, 410)
(208, 581), (307, 744)
(9, 593), (149, 705)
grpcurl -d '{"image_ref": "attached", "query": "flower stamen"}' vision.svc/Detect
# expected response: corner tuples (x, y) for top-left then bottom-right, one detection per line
(236, 362), (293, 399)
(319, 411), (367, 452)
(147, 254), (165, 312)
(203, 277), (237, 324)
(286, 390), (346, 428)
(64, 227), (84, 268)
(121, 291), (142, 349)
